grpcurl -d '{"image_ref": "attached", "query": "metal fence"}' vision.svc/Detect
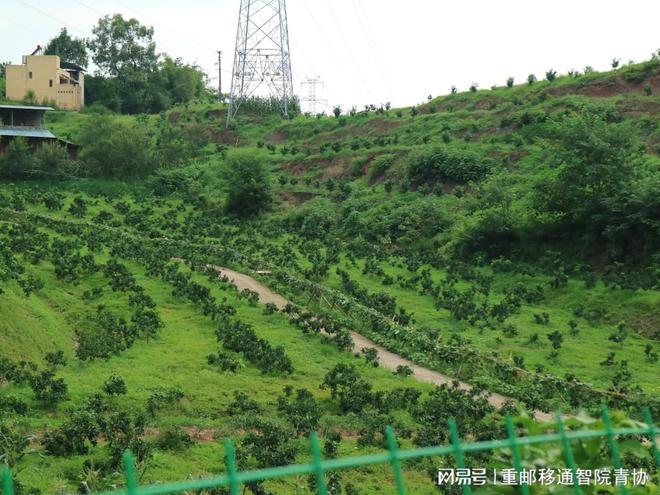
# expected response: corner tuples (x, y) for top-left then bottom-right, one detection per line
(2, 407), (658, 495)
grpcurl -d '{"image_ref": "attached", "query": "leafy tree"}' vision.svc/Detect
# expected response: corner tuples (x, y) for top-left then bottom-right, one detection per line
(321, 364), (373, 414)
(276, 387), (322, 435)
(44, 350), (67, 369)
(102, 374), (127, 395)
(469, 83), (478, 92)
(29, 370), (68, 405)
(44, 28), (88, 67)
(0, 138), (35, 179)
(535, 109), (647, 255)
(240, 418), (298, 468)
(611, 58), (620, 69)
(506, 77), (514, 88)
(224, 151), (274, 217)
(78, 115), (156, 179)
(527, 74), (536, 85)
(333, 105), (342, 118)
(546, 330), (564, 350)
(0, 422), (30, 467)
(545, 69), (557, 82)
(88, 15), (158, 77)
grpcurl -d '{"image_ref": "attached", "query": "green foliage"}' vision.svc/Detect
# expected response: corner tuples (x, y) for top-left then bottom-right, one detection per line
(78, 115), (156, 179)
(44, 28), (88, 67)
(88, 14), (158, 77)
(407, 146), (492, 186)
(102, 374), (127, 396)
(0, 138), (35, 179)
(224, 150), (274, 217)
(368, 153), (395, 181)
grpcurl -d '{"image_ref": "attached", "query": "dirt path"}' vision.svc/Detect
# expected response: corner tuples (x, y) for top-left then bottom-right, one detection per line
(216, 266), (554, 422)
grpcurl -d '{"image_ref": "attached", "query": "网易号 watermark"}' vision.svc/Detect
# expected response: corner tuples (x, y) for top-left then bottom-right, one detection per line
(437, 468), (649, 486)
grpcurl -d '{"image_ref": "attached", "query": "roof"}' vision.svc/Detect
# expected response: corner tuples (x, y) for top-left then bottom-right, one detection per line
(0, 105), (54, 111)
(0, 128), (56, 139)
(60, 61), (86, 72)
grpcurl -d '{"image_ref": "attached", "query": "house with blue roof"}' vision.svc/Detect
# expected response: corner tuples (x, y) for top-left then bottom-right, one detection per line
(0, 104), (78, 157)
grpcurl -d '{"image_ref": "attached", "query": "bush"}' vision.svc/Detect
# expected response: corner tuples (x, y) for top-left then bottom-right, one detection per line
(407, 147), (492, 186)
(224, 150), (273, 217)
(369, 154), (395, 181)
(78, 115), (156, 179)
(0, 138), (35, 179)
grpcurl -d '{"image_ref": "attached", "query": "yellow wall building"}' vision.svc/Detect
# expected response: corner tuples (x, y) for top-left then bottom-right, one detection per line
(5, 55), (85, 111)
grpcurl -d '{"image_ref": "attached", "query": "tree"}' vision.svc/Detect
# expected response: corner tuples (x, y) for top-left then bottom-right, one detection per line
(88, 15), (158, 77)
(506, 77), (514, 88)
(611, 58), (620, 69)
(44, 28), (88, 67)
(78, 115), (156, 179)
(224, 150), (274, 217)
(0, 138), (35, 179)
(545, 69), (557, 82)
(527, 74), (537, 85)
(333, 105), (342, 118)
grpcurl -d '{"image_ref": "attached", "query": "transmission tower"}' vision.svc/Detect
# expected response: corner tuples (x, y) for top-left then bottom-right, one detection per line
(227, 0), (294, 125)
(301, 77), (327, 115)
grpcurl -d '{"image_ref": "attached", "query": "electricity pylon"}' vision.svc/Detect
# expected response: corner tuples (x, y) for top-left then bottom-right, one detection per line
(301, 77), (327, 115)
(227, 0), (294, 126)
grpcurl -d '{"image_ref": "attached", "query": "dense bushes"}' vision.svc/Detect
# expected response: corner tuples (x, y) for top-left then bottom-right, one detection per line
(223, 150), (274, 217)
(0, 139), (72, 180)
(407, 146), (493, 187)
(78, 115), (156, 179)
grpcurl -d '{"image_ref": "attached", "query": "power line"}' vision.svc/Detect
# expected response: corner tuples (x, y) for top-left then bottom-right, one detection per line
(13, 0), (91, 36)
(322, 0), (371, 105)
(350, 0), (393, 102)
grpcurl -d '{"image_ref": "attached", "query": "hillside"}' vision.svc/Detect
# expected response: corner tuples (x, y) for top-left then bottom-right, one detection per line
(1, 58), (659, 493)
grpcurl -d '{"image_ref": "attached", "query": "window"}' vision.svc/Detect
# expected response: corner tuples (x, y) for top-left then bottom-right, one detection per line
(29, 72), (33, 79)
(49, 80), (53, 87)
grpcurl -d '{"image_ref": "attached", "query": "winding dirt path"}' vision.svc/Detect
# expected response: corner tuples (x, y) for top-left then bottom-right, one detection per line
(216, 267), (555, 422)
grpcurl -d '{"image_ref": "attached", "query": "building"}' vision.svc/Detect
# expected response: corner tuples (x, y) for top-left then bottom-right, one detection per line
(0, 104), (78, 157)
(5, 54), (85, 111)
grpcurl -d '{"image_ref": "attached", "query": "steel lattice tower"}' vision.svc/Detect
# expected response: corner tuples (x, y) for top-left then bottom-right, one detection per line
(227, 0), (294, 125)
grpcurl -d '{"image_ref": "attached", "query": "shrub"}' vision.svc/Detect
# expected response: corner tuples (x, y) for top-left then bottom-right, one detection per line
(34, 142), (70, 177)
(224, 150), (273, 217)
(102, 374), (127, 395)
(0, 138), (34, 179)
(78, 115), (156, 179)
(368, 154), (395, 181)
(407, 147), (492, 186)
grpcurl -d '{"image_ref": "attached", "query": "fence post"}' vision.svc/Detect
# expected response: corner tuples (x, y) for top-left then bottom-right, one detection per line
(2, 466), (14, 495)
(224, 439), (241, 495)
(601, 404), (629, 495)
(385, 426), (407, 495)
(505, 416), (529, 495)
(123, 451), (138, 495)
(643, 407), (659, 468)
(556, 412), (581, 495)
(310, 432), (328, 495)
(448, 418), (472, 495)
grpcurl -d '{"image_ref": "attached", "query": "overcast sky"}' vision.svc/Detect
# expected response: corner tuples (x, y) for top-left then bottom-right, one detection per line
(2, 0), (659, 112)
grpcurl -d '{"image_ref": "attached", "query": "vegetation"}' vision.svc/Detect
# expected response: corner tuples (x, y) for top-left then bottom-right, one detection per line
(0, 53), (658, 494)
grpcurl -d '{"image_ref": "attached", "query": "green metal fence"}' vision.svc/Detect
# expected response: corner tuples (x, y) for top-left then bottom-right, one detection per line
(2, 407), (658, 495)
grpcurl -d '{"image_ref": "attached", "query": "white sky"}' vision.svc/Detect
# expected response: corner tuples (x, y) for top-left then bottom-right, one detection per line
(1, 0), (659, 112)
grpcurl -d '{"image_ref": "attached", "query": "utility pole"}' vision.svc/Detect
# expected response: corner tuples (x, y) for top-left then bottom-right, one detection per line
(227, 0), (294, 126)
(301, 77), (327, 115)
(217, 51), (222, 101)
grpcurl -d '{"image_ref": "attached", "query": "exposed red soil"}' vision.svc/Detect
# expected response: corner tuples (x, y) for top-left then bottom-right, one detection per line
(547, 73), (659, 98)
